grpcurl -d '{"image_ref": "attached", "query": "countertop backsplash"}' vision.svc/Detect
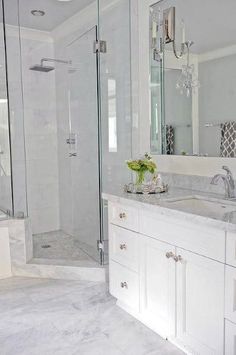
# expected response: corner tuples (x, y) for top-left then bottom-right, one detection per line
(160, 172), (235, 196)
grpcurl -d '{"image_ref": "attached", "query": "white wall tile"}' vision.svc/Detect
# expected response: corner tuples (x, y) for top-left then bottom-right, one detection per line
(30, 207), (59, 235)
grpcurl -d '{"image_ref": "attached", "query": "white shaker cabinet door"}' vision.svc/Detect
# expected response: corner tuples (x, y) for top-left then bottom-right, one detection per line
(0, 227), (11, 279)
(225, 265), (236, 324)
(225, 320), (236, 355)
(227, 232), (236, 268)
(139, 235), (176, 340)
(176, 248), (224, 355)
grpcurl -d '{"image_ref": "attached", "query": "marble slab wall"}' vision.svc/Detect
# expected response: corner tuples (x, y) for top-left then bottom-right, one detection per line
(161, 172), (234, 196)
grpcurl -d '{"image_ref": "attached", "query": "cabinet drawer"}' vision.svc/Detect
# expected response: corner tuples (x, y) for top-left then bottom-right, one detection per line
(140, 210), (225, 262)
(109, 260), (139, 311)
(108, 201), (139, 232)
(226, 232), (236, 267)
(225, 265), (236, 323)
(109, 224), (139, 272)
(225, 320), (236, 355)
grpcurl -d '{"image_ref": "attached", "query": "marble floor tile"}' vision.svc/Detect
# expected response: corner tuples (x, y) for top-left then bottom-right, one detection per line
(33, 230), (99, 263)
(0, 277), (184, 355)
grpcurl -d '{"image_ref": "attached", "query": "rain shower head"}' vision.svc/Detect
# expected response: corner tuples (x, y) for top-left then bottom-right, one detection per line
(30, 64), (55, 72)
(29, 58), (72, 73)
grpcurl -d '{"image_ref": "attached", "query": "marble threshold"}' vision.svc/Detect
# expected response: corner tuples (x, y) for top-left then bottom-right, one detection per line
(12, 259), (106, 283)
(103, 186), (236, 232)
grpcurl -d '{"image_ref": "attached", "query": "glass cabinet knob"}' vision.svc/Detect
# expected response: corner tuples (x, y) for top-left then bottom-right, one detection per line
(120, 282), (128, 289)
(166, 252), (174, 259)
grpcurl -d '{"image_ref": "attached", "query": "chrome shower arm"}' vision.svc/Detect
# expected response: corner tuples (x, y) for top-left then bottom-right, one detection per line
(40, 58), (72, 66)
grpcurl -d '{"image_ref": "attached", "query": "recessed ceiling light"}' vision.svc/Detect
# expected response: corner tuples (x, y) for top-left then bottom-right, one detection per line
(31, 10), (45, 16)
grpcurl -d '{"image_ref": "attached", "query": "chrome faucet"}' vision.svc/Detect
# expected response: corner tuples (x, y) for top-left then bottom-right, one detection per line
(211, 166), (235, 199)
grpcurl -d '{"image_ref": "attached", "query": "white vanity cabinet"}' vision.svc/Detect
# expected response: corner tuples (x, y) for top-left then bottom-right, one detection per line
(107, 200), (233, 354)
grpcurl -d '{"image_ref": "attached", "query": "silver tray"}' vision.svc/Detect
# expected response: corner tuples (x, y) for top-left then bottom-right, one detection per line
(124, 182), (169, 195)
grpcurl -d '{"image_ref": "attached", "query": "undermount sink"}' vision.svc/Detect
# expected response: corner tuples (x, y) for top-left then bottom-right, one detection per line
(164, 196), (236, 220)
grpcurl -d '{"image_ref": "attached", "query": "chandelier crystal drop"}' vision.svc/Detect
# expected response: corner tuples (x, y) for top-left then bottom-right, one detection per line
(176, 41), (200, 97)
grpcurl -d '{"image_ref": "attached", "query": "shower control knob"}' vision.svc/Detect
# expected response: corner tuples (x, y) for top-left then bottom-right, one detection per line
(120, 282), (128, 289)
(120, 244), (127, 250)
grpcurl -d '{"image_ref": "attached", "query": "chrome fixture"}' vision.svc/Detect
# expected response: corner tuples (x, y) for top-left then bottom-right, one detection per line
(30, 58), (72, 72)
(176, 41), (200, 97)
(119, 244), (127, 250)
(66, 133), (78, 157)
(151, 6), (186, 60)
(120, 282), (128, 289)
(166, 251), (183, 262)
(41, 244), (51, 249)
(163, 7), (185, 59)
(166, 251), (174, 259)
(211, 166), (235, 199)
(31, 10), (45, 17)
(93, 40), (107, 54)
(119, 212), (126, 219)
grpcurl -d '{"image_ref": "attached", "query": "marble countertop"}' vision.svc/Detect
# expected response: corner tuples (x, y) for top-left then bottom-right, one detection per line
(102, 186), (236, 232)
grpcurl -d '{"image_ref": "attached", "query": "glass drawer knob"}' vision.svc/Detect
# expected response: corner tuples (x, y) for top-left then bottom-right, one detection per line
(120, 244), (127, 250)
(166, 252), (174, 259)
(119, 212), (126, 219)
(120, 282), (128, 289)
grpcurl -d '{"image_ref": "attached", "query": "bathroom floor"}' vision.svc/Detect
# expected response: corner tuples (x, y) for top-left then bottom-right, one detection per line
(33, 230), (99, 264)
(0, 277), (184, 355)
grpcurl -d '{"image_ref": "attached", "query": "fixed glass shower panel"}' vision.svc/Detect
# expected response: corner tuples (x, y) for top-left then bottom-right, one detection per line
(63, 27), (101, 262)
(98, 0), (133, 263)
(0, 1), (13, 217)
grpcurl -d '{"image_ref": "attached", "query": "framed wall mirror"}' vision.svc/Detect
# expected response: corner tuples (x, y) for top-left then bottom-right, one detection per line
(150, 0), (236, 158)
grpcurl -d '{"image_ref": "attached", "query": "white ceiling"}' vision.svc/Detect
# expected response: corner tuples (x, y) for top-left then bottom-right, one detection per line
(5, 0), (95, 32)
(153, 0), (236, 54)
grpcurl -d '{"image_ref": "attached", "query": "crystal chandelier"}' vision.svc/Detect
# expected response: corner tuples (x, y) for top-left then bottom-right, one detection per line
(176, 41), (200, 97)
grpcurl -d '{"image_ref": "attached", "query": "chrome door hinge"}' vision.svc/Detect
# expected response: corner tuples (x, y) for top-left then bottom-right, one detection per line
(97, 240), (104, 251)
(93, 40), (107, 54)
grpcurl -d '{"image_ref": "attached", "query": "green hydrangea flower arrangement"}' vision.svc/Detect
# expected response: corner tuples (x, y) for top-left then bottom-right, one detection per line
(126, 153), (157, 186)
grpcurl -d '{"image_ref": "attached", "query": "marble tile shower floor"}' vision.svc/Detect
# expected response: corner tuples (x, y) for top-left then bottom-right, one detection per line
(0, 277), (184, 355)
(33, 230), (99, 267)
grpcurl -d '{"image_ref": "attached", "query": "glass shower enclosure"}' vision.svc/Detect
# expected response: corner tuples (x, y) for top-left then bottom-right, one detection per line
(0, 0), (13, 218)
(1, 0), (133, 267)
(2, 0), (104, 265)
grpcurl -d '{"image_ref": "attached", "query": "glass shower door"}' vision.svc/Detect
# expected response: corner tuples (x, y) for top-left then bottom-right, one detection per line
(0, 0), (13, 217)
(66, 26), (102, 263)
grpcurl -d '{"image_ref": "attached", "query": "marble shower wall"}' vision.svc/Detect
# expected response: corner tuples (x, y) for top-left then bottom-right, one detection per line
(20, 34), (59, 234)
(5, 25), (60, 234)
